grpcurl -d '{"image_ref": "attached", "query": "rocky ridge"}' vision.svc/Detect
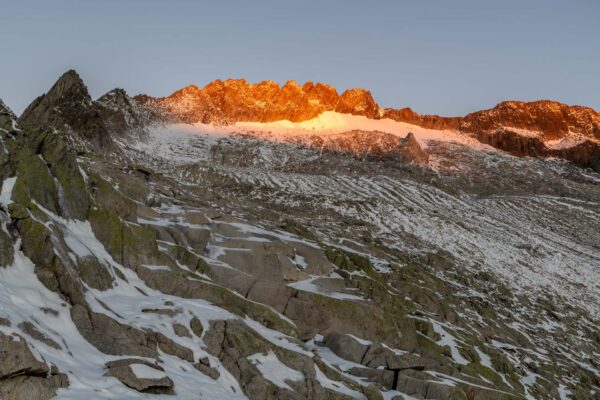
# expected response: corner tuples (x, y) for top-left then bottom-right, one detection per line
(136, 79), (379, 124)
(0, 71), (598, 400)
(137, 79), (600, 171)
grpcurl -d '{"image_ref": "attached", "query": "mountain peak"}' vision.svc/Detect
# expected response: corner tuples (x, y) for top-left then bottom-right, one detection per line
(19, 69), (92, 127)
(96, 87), (130, 105)
(335, 88), (379, 118)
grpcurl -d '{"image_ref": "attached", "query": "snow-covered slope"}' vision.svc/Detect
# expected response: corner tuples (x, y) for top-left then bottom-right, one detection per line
(125, 120), (600, 319)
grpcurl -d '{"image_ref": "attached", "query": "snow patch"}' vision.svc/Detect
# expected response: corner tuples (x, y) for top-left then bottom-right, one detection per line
(0, 176), (16, 207)
(288, 277), (364, 301)
(129, 363), (168, 380)
(430, 320), (469, 365)
(247, 351), (304, 390)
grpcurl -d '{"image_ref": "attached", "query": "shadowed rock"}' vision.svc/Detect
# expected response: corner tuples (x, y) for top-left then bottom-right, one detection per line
(20, 70), (91, 127)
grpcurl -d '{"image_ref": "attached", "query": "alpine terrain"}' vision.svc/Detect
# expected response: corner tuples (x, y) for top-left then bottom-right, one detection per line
(0, 70), (598, 400)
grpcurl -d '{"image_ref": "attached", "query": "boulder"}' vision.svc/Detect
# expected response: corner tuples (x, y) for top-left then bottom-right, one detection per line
(348, 367), (395, 389)
(105, 359), (174, 394)
(324, 333), (370, 364)
(173, 323), (192, 338)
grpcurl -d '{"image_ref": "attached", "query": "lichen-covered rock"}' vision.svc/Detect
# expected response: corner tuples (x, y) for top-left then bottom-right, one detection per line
(12, 151), (60, 214)
(74, 255), (114, 290)
(39, 132), (90, 219)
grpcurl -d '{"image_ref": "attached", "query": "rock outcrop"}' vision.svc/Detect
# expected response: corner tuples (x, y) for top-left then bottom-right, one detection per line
(459, 101), (600, 170)
(287, 130), (429, 165)
(19, 70), (92, 128)
(461, 100), (600, 141)
(397, 132), (429, 165)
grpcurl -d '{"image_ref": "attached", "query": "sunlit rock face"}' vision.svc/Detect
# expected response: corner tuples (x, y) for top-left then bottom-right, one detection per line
(334, 88), (379, 119)
(458, 100), (600, 170)
(136, 78), (385, 124)
(461, 100), (600, 141)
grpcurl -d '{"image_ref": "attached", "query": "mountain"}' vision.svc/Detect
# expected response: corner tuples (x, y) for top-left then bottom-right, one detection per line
(19, 70), (149, 151)
(0, 71), (598, 400)
(137, 79), (600, 171)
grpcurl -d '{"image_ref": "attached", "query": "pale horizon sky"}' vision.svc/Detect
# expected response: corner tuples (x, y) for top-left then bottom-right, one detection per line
(1, 0), (599, 116)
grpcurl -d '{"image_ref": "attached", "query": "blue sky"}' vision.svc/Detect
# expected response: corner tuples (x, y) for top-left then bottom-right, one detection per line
(1, 0), (599, 116)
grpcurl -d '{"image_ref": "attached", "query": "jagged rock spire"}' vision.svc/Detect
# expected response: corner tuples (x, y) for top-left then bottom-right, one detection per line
(17, 70), (145, 150)
(20, 69), (92, 127)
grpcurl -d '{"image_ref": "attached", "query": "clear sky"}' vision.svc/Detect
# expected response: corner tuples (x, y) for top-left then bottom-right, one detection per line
(1, 0), (599, 116)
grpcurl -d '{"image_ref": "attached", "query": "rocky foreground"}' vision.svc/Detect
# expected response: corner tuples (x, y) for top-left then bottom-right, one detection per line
(0, 71), (598, 400)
